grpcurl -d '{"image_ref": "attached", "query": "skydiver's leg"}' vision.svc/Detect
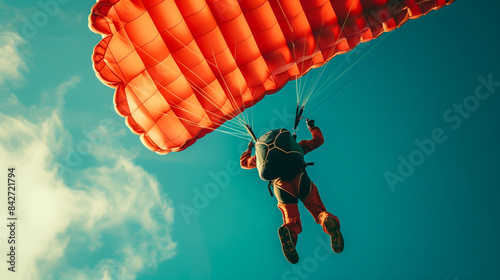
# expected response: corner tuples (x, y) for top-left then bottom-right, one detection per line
(275, 186), (301, 236)
(300, 180), (331, 224)
(299, 175), (344, 253)
(274, 185), (301, 264)
(297, 173), (330, 223)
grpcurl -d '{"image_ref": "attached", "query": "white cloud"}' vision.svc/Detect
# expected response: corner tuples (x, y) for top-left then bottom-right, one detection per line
(0, 78), (176, 280)
(0, 31), (28, 86)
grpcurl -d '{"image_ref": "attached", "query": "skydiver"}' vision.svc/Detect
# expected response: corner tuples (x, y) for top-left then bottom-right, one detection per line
(240, 119), (344, 264)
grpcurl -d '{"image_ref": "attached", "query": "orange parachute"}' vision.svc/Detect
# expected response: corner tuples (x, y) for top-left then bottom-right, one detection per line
(89, 0), (454, 154)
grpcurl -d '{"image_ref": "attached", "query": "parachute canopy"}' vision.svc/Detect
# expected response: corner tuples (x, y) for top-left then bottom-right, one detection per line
(89, 0), (454, 154)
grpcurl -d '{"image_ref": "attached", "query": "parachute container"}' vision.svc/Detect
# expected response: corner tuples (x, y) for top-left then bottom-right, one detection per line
(256, 129), (305, 181)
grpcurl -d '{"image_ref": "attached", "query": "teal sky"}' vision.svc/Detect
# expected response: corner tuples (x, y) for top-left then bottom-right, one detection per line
(0, 1), (499, 280)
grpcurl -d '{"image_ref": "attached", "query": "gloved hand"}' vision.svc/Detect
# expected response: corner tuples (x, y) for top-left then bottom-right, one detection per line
(306, 119), (315, 129)
(247, 140), (255, 150)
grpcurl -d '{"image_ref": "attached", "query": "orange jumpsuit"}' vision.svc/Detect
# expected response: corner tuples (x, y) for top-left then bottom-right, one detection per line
(240, 126), (338, 243)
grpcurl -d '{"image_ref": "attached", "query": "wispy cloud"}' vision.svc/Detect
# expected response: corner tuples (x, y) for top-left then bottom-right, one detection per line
(0, 31), (28, 86)
(56, 10), (84, 26)
(0, 78), (176, 280)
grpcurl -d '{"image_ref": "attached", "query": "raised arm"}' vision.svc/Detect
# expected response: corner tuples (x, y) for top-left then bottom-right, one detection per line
(240, 141), (257, 169)
(298, 119), (324, 155)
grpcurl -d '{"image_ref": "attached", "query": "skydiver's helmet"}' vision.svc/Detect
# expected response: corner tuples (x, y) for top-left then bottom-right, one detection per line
(255, 128), (306, 181)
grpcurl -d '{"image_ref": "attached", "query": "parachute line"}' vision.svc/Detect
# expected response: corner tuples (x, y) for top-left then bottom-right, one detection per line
(208, 41), (248, 128)
(299, 0), (357, 108)
(307, 18), (434, 115)
(125, 82), (247, 136)
(126, 38), (250, 132)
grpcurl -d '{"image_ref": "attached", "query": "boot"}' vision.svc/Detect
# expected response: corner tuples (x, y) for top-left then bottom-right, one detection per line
(323, 216), (344, 253)
(278, 225), (299, 264)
